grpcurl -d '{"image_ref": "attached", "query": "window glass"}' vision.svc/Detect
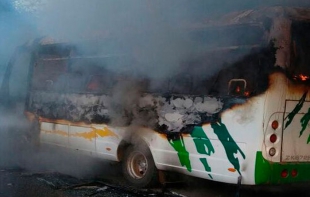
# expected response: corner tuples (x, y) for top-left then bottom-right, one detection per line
(31, 59), (68, 91)
(290, 21), (310, 83)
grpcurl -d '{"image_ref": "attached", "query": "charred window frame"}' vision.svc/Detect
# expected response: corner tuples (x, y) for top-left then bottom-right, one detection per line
(30, 43), (133, 95)
(289, 21), (310, 83)
(31, 44), (72, 92)
(143, 24), (267, 96)
(151, 24), (269, 97)
(69, 57), (118, 94)
(202, 41), (276, 98)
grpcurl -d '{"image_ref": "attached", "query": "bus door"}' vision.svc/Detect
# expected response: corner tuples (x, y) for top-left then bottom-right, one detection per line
(68, 123), (96, 152)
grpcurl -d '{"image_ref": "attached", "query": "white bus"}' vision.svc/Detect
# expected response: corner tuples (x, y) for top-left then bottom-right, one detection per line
(2, 7), (310, 188)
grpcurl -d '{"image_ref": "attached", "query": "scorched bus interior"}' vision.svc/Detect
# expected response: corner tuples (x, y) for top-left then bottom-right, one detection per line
(3, 7), (310, 187)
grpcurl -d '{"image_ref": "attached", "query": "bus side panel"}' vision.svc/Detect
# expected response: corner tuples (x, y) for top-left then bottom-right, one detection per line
(95, 125), (123, 161)
(68, 125), (96, 152)
(150, 95), (265, 185)
(40, 121), (69, 147)
(216, 95), (265, 185)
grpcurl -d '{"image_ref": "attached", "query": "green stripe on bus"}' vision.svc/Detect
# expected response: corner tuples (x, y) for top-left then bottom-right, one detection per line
(284, 91), (307, 129)
(191, 126), (214, 177)
(255, 151), (310, 184)
(168, 136), (192, 172)
(254, 152), (271, 184)
(211, 119), (245, 175)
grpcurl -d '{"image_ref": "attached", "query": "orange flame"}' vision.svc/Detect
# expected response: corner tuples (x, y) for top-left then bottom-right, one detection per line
(244, 91), (250, 97)
(236, 86), (240, 93)
(299, 74), (309, 81)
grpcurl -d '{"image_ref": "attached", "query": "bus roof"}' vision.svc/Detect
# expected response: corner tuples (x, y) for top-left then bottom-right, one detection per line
(185, 7), (310, 29)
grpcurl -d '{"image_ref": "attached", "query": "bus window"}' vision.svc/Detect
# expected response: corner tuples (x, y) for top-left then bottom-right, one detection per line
(31, 43), (71, 92)
(228, 79), (247, 96)
(70, 57), (117, 94)
(38, 44), (71, 59)
(290, 21), (310, 83)
(65, 72), (87, 93)
(86, 74), (113, 93)
(31, 59), (68, 91)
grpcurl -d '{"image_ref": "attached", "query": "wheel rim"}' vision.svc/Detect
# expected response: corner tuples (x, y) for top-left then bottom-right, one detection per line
(127, 151), (148, 179)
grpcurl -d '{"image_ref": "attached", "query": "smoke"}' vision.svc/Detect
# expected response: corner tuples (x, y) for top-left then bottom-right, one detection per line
(10, 0), (310, 84)
(0, 3), (34, 88)
(30, 0), (199, 81)
(0, 1), (113, 178)
(2, 0), (310, 182)
(0, 0), (34, 167)
(6, 0), (310, 80)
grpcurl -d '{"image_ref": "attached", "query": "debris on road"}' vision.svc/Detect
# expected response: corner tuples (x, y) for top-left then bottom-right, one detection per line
(0, 168), (185, 197)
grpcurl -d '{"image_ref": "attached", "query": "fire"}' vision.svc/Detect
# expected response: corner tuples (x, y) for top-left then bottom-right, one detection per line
(299, 74), (309, 81)
(294, 74), (309, 81)
(236, 86), (240, 93)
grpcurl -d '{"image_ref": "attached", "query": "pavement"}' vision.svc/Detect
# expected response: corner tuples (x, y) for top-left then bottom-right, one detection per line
(0, 168), (184, 197)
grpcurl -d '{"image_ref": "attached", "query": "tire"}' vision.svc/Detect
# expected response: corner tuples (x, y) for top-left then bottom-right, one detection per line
(122, 144), (158, 188)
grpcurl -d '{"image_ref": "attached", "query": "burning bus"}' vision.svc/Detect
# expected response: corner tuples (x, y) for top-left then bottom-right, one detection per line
(2, 6), (310, 187)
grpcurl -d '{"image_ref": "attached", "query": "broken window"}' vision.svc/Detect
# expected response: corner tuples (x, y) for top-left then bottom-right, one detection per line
(86, 74), (114, 93)
(290, 21), (310, 83)
(146, 24), (269, 96)
(69, 57), (117, 94)
(31, 44), (72, 92)
(31, 59), (68, 91)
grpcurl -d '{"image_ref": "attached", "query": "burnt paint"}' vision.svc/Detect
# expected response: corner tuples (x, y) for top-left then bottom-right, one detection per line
(29, 92), (249, 133)
(27, 43), (277, 132)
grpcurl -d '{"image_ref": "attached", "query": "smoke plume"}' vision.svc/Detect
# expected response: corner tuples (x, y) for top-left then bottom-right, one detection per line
(2, 0), (310, 181)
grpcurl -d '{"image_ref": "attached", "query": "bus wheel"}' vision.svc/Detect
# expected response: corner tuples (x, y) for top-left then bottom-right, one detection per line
(122, 144), (158, 188)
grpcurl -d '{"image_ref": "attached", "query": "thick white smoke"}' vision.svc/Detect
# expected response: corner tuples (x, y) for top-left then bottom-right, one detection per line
(2, 0), (310, 181)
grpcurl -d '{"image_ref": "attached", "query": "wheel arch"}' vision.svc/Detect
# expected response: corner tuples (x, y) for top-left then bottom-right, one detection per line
(116, 132), (154, 162)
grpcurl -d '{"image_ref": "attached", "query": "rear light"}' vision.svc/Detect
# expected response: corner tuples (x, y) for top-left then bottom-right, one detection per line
(291, 169), (298, 177)
(281, 169), (288, 178)
(269, 147), (276, 156)
(271, 120), (279, 130)
(270, 134), (277, 143)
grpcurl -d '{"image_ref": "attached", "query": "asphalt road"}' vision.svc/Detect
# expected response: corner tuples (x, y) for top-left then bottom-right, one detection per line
(1, 165), (310, 197)
(1, 144), (310, 197)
